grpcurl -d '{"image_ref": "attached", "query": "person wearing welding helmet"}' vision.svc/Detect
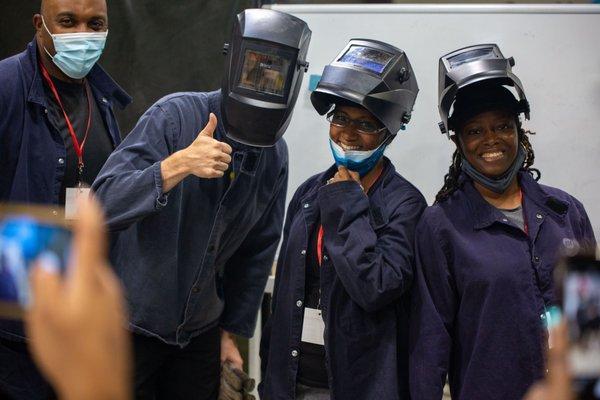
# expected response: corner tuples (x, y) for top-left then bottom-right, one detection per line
(91, 9), (311, 399)
(409, 44), (596, 400)
(259, 39), (425, 400)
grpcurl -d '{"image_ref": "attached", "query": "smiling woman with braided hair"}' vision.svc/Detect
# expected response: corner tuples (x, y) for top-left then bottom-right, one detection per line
(409, 45), (596, 400)
(436, 117), (539, 204)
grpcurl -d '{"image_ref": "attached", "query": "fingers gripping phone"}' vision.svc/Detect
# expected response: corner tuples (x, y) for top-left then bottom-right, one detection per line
(0, 204), (71, 319)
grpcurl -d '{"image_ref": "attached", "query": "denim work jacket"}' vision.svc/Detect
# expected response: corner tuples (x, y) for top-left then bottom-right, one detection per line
(260, 159), (427, 400)
(409, 172), (596, 400)
(92, 90), (287, 346)
(0, 39), (130, 342)
(0, 39), (131, 204)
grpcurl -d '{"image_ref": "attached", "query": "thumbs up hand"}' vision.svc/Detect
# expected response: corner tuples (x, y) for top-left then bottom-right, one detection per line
(160, 113), (233, 193)
(183, 113), (233, 178)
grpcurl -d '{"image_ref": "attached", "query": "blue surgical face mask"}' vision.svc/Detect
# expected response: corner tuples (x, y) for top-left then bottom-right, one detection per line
(42, 16), (107, 79)
(329, 138), (389, 177)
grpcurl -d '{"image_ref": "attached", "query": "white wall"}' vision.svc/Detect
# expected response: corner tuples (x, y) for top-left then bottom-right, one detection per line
(268, 4), (600, 235)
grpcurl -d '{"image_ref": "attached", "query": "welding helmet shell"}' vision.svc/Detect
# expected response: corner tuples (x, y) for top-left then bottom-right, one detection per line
(221, 8), (311, 147)
(438, 43), (530, 136)
(311, 39), (419, 136)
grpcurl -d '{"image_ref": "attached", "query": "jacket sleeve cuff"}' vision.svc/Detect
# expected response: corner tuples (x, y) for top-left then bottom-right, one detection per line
(152, 161), (169, 209)
(219, 322), (254, 339)
(318, 180), (365, 205)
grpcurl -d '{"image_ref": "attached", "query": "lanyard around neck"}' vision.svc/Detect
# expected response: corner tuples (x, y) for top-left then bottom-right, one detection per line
(40, 61), (93, 180)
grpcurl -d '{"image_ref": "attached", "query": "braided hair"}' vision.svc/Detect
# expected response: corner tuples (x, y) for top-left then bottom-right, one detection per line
(435, 119), (540, 203)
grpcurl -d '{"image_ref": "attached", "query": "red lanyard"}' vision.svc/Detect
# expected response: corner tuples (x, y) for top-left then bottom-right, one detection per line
(520, 189), (529, 235)
(316, 167), (384, 266)
(317, 225), (325, 266)
(40, 62), (92, 181)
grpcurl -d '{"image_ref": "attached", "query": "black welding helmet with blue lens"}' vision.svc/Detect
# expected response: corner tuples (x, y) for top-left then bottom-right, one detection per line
(221, 8), (311, 147)
(311, 39), (419, 136)
(438, 43), (530, 137)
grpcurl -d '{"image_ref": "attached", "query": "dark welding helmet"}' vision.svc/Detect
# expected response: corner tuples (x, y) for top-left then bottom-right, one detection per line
(438, 43), (530, 137)
(221, 9), (311, 147)
(311, 39), (418, 136)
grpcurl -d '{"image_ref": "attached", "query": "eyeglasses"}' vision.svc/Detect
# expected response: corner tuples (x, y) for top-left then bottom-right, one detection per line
(326, 112), (386, 135)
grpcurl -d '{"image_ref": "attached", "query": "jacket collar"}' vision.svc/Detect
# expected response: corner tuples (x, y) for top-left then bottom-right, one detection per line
(461, 170), (568, 231)
(23, 38), (131, 109)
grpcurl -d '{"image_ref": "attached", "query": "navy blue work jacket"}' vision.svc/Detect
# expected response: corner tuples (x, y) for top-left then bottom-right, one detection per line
(409, 172), (596, 400)
(92, 90), (287, 347)
(260, 159), (427, 400)
(0, 39), (131, 204)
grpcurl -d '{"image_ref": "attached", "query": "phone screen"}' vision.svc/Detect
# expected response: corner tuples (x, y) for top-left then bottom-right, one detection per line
(564, 266), (600, 378)
(0, 204), (71, 319)
(556, 252), (600, 398)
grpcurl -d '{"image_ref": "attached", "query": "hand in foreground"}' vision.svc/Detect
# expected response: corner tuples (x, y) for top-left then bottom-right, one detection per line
(26, 198), (132, 400)
(522, 322), (574, 400)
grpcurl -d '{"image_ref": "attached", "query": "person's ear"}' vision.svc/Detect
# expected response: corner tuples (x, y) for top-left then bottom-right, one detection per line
(33, 14), (43, 34)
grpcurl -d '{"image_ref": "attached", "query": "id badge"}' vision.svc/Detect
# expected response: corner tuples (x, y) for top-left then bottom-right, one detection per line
(65, 187), (91, 220)
(301, 307), (325, 346)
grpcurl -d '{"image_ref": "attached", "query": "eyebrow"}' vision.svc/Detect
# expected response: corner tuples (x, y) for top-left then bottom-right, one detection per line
(55, 11), (107, 21)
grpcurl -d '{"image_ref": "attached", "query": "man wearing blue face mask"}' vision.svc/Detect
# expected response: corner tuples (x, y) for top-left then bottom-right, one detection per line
(0, 0), (131, 208)
(0, 0), (131, 398)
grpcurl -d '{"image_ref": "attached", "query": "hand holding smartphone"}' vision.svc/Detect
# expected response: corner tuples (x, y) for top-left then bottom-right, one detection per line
(555, 245), (600, 399)
(0, 204), (71, 319)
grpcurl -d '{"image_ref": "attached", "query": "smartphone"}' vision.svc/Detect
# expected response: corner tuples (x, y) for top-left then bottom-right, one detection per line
(0, 204), (71, 319)
(555, 246), (600, 398)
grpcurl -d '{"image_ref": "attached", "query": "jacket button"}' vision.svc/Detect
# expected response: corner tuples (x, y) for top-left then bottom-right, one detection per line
(536, 213), (543, 220)
(301, 249), (306, 256)
(303, 203), (310, 209)
(101, 97), (108, 103)
(291, 350), (299, 357)
(533, 256), (540, 262)
(501, 218), (508, 223)
(296, 300), (303, 308)
(58, 158), (65, 165)
(323, 255), (328, 261)
(44, 108), (48, 114)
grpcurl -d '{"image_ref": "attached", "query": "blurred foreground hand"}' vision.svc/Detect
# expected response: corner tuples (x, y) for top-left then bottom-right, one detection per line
(26, 197), (132, 400)
(523, 322), (574, 400)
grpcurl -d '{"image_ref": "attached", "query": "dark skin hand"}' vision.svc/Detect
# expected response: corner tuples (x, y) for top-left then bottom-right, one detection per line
(33, 0), (108, 83)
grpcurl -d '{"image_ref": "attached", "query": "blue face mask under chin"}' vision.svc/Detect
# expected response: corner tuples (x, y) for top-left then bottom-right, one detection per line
(329, 138), (388, 177)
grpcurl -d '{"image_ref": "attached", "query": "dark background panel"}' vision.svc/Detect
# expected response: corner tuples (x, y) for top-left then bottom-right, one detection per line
(0, 0), (253, 134)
